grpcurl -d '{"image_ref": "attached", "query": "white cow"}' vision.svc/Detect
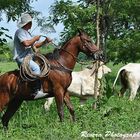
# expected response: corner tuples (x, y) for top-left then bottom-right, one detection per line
(113, 63), (140, 100)
(44, 62), (111, 111)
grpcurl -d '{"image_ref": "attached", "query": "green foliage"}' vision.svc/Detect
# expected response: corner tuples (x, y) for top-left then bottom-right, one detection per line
(0, 27), (12, 48)
(0, 27), (13, 61)
(107, 0), (140, 64)
(50, 0), (96, 43)
(0, 96), (140, 139)
(0, 44), (13, 62)
(39, 44), (55, 54)
(108, 30), (140, 64)
(0, 0), (37, 22)
(0, 27), (12, 55)
(48, 0), (140, 64)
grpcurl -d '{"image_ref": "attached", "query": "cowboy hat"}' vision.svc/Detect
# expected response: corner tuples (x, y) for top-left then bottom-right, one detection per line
(17, 13), (32, 28)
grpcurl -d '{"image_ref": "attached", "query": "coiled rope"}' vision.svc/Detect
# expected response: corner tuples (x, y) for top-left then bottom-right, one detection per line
(20, 53), (50, 81)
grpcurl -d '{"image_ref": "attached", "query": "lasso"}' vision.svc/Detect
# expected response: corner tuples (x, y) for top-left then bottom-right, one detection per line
(20, 53), (50, 81)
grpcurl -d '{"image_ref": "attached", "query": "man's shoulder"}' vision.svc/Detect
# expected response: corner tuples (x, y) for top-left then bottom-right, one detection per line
(15, 28), (28, 38)
(17, 28), (28, 33)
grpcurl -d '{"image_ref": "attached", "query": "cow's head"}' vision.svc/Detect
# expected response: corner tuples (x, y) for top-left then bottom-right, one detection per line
(98, 63), (111, 79)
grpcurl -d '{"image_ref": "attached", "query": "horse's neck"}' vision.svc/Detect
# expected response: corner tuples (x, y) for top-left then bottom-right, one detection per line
(59, 37), (80, 70)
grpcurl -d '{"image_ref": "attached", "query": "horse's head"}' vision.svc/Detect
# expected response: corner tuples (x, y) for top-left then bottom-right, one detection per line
(78, 30), (105, 61)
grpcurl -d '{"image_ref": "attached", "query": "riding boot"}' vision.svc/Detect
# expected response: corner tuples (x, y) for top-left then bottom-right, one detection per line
(32, 79), (41, 92)
(31, 79), (48, 99)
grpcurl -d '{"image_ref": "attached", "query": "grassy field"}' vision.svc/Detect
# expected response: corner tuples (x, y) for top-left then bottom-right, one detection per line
(0, 62), (17, 73)
(0, 62), (140, 140)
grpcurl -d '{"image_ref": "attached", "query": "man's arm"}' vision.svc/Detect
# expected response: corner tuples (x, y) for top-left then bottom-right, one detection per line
(22, 36), (41, 47)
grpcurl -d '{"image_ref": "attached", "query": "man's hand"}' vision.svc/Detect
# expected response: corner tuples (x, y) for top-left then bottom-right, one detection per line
(34, 35), (41, 41)
(45, 37), (52, 43)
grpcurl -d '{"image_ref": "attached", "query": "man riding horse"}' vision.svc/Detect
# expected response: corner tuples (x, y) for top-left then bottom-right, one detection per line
(13, 13), (52, 98)
(0, 12), (104, 128)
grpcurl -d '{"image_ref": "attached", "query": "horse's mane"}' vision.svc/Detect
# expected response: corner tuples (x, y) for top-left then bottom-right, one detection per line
(45, 48), (60, 60)
(61, 34), (79, 49)
(60, 38), (73, 48)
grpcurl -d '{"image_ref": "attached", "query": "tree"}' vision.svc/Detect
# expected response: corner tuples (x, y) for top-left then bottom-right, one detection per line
(48, 0), (140, 64)
(49, 0), (97, 43)
(0, 0), (39, 22)
(106, 0), (140, 64)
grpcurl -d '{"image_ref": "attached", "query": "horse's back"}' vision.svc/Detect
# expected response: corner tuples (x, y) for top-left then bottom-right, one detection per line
(0, 69), (19, 79)
(0, 70), (19, 91)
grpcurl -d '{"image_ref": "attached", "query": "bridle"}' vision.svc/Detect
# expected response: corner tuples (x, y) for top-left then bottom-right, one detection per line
(79, 34), (95, 53)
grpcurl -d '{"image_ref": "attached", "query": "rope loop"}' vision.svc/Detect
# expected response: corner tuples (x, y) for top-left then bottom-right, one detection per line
(20, 53), (50, 81)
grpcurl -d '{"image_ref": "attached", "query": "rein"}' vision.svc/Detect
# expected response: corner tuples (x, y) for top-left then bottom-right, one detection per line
(61, 48), (77, 60)
(56, 60), (73, 73)
(59, 35), (97, 67)
(57, 47), (97, 71)
(50, 63), (72, 73)
(49, 49), (73, 73)
(60, 48), (86, 65)
(60, 34), (90, 62)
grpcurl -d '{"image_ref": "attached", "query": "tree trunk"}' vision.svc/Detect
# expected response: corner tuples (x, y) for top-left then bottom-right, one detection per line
(93, 0), (100, 110)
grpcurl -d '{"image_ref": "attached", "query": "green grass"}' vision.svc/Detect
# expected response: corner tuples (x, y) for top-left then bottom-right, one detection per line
(0, 61), (17, 73)
(0, 62), (140, 140)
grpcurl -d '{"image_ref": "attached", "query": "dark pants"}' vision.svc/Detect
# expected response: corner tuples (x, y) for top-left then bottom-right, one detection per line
(31, 79), (41, 93)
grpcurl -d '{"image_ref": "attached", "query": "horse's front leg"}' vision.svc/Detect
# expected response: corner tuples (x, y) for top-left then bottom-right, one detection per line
(54, 87), (64, 122)
(64, 91), (75, 122)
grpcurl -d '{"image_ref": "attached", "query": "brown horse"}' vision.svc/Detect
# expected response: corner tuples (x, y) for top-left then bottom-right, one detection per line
(0, 30), (102, 129)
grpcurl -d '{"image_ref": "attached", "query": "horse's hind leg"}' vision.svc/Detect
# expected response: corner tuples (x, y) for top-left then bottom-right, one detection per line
(0, 92), (10, 112)
(64, 92), (75, 121)
(2, 97), (23, 129)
